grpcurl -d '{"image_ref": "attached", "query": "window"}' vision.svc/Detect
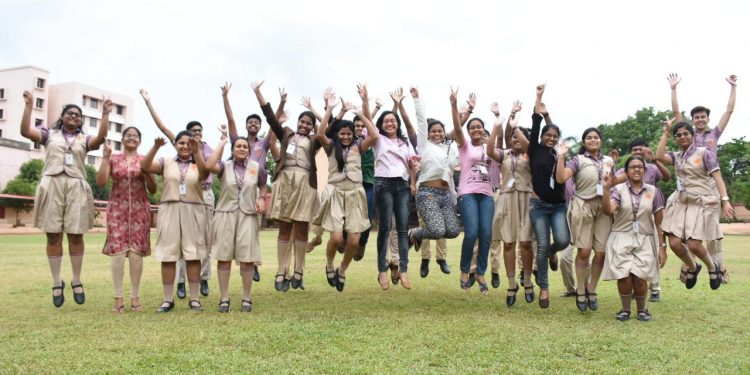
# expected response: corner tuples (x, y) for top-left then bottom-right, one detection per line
(89, 117), (97, 128)
(0, 130), (3, 137)
(116, 105), (124, 115)
(36, 78), (46, 89)
(35, 118), (43, 126)
(0, 109), (3, 119)
(115, 123), (122, 132)
(82, 96), (87, 106)
(33, 142), (41, 150)
(0, 88), (5, 99)
(35, 98), (44, 109)
(87, 156), (96, 165)
(90, 98), (99, 109)
(114, 141), (122, 151)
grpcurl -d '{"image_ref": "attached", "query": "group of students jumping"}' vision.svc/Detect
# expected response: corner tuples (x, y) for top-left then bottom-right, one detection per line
(19, 73), (737, 321)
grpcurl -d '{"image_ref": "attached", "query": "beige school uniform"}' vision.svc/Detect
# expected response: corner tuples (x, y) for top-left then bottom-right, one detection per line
(155, 158), (208, 262)
(269, 134), (320, 222)
(493, 150), (534, 243)
(33, 129), (95, 234)
(567, 154), (614, 251)
(210, 160), (263, 264)
(661, 147), (722, 241)
(603, 183), (662, 282)
(314, 145), (370, 233)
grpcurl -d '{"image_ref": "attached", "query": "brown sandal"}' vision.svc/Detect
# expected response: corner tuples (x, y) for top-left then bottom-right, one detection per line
(111, 305), (125, 314)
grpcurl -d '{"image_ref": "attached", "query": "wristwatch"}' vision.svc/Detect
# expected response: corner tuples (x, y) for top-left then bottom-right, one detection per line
(721, 196), (730, 202)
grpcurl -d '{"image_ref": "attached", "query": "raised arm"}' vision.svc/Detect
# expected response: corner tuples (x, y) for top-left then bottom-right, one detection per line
(534, 83), (545, 114)
(486, 118), (503, 162)
(251, 80), (284, 140)
(600, 173), (617, 215)
(88, 97), (111, 150)
(540, 103), (553, 125)
(19, 91), (42, 142)
(357, 83), (372, 122)
(412, 87), (427, 152)
(141, 138), (166, 174)
(503, 101), (522, 147)
(555, 141), (574, 184)
(715, 75), (738, 132)
(191, 138), (208, 181)
(643, 147), (672, 182)
(391, 87), (416, 146)
(369, 97), (383, 121)
(667, 73), (683, 122)
(316, 92), (339, 152)
(300, 96), (323, 123)
(205, 135), (228, 174)
(140, 89), (175, 144)
(276, 87), (288, 121)
(220, 82), (238, 140)
(450, 87), (466, 148)
(655, 118), (674, 165)
(360, 107), (379, 152)
(95, 141), (112, 187)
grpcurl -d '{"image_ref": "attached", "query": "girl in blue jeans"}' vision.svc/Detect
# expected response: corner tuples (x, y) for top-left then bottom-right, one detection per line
(450, 88), (495, 295)
(525, 84), (571, 308)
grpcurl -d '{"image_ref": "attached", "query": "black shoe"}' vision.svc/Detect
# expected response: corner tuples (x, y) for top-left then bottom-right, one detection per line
(326, 268), (336, 287)
(335, 268), (346, 293)
(685, 264), (702, 289)
(176, 282), (186, 299)
(389, 263), (400, 285)
(71, 283), (85, 305)
(709, 262), (722, 290)
(291, 271), (304, 290)
(337, 246), (345, 254)
(649, 291), (661, 302)
(519, 271), (525, 287)
(200, 280), (209, 297)
(420, 259), (429, 278)
(353, 245), (366, 261)
(240, 299), (253, 313)
(615, 310), (631, 321)
(468, 273), (476, 288)
(189, 299), (203, 312)
(253, 268), (261, 282)
(491, 273), (500, 289)
(576, 293), (588, 312)
(274, 273), (286, 292)
(409, 229), (422, 252)
(586, 289), (599, 311)
(282, 277), (291, 292)
(539, 290), (550, 309)
(436, 259), (451, 274)
(636, 310), (652, 322)
(506, 285), (519, 307)
(549, 253), (559, 271)
(52, 281), (65, 308)
(524, 286), (535, 303)
(218, 299), (230, 313)
(156, 300), (175, 313)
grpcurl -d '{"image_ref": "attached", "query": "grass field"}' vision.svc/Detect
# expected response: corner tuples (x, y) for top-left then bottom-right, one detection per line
(0, 232), (748, 374)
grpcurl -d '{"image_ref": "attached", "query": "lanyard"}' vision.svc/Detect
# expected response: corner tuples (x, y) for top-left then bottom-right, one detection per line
(627, 184), (643, 223)
(233, 161), (246, 193)
(510, 151), (519, 179)
(177, 159), (190, 185)
(587, 153), (604, 182)
(62, 130), (78, 153)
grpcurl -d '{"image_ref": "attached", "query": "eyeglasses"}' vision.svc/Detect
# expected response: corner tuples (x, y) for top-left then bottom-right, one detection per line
(65, 111), (82, 118)
(627, 165), (644, 170)
(674, 132), (691, 139)
(123, 134), (140, 139)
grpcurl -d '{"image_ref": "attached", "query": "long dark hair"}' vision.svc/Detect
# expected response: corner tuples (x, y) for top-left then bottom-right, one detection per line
(329, 120), (355, 173)
(577, 127), (602, 155)
(376, 111), (407, 143)
(121, 126), (141, 140)
(672, 122), (694, 137)
(54, 104), (84, 131)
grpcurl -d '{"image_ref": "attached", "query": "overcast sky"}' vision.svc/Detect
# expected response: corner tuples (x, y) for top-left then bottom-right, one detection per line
(2, 0), (747, 157)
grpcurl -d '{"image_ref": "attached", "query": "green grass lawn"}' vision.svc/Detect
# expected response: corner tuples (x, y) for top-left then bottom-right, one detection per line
(0, 232), (748, 374)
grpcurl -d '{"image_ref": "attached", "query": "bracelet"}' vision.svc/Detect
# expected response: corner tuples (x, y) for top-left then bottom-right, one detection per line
(721, 196), (730, 201)
(659, 243), (667, 247)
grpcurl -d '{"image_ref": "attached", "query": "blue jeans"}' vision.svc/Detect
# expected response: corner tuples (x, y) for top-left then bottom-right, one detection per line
(458, 193), (495, 275)
(375, 178), (411, 272)
(358, 182), (375, 248)
(529, 197), (571, 289)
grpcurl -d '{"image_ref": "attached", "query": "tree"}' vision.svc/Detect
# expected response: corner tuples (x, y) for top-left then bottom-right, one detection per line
(0, 159), (43, 227)
(85, 164), (111, 201)
(717, 137), (750, 208)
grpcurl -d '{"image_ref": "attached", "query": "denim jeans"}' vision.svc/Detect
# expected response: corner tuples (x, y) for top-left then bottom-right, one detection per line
(375, 177), (411, 272)
(358, 182), (375, 248)
(458, 193), (495, 275)
(529, 197), (571, 289)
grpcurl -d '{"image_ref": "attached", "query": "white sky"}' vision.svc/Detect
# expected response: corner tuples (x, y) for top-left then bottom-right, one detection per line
(2, 0), (748, 157)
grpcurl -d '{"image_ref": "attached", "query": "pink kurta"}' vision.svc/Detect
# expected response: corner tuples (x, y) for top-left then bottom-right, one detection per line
(103, 154), (152, 256)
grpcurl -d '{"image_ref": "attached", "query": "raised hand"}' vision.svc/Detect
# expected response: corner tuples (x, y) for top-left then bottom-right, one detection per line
(102, 141), (112, 158)
(23, 90), (33, 105)
(557, 140), (569, 156)
(102, 96), (113, 114)
(218, 124), (228, 137)
(511, 100), (522, 113)
(300, 96), (313, 110)
(662, 117), (674, 133)
(350, 105), (364, 117)
(340, 98), (354, 112)
(410, 86), (419, 99)
(726, 74), (738, 87)
(357, 83), (368, 99)
(466, 92), (477, 110)
(536, 83), (546, 97)
(450, 87), (459, 106)
(458, 104), (469, 116)
(154, 137), (166, 147)
(250, 80), (264, 92)
(323, 87), (334, 103)
(218, 133), (228, 144)
(602, 171), (612, 189)
(325, 90), (338, 109)
(375, 98), (383, 108)
(279, 87), (288, 102)
(139, 89), (151, 101)
(490, 102), (500, 117)
(221, 82), (232, 97)
(667, 73), (681, 89)
(277, 110), (289, 125)
(188, 137), (200, 153)
(642, 147), (655, 162)
(390, 87), (405, 104)
(540, 102), (549, 116)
